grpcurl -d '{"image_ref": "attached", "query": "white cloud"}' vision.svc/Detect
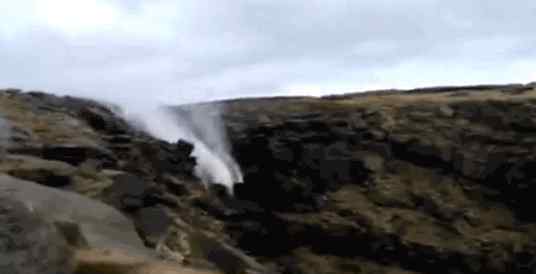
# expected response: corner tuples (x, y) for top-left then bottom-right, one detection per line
(34, 0), (119, 35)
(0, 0), (535, 104)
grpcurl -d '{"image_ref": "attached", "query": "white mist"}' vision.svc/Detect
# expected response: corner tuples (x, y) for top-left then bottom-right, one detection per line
(120, 103), (243, 192)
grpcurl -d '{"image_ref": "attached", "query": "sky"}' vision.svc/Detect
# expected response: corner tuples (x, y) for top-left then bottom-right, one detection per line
(1, 0), (536, 104)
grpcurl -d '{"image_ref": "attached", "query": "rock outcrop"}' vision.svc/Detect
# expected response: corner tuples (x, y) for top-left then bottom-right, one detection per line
(2, 84), (536, 274)
(0, 90), (267, 274)
(216, 84), (536, 274)
(0, 174), (148, 253)
(0, 174), (223, 274)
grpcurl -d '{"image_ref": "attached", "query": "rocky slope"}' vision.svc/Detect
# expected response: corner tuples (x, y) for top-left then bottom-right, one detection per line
(2, 83), (536, 274)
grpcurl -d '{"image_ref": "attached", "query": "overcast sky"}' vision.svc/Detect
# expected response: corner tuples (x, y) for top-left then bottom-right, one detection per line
(1, 0), (535, 105)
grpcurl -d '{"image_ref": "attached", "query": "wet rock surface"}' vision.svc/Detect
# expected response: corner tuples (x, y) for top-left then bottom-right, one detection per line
(2, 84), (536, 273)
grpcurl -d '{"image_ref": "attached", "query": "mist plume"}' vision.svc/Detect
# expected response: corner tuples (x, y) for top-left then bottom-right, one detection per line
(118, 102), (243, 192)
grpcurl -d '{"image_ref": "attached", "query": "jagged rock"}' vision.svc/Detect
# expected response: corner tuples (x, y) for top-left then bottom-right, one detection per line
(122, 139), (196, 178)
(232, 118), (370, 211)
(103, 172), (150, 210)
(4, 85), (536, 274)
(78, 105), (129, 134)
(176, 139), (195, 156)
(0, 154), (76, 187)
(218, 84), (536, 273)
(135, 206), (173, 247)
(160, 221), (274, 274)
(106, 134), (134, 144)
(160, 174), (191, 196)
(41, 144), (116, 167)
(193, 235), (270, 274)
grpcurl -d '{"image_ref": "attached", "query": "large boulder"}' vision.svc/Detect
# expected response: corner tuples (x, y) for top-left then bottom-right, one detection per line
(0, 174), (224, 274)
(0, 174), (148, 255)
(0, 193), (74, 274)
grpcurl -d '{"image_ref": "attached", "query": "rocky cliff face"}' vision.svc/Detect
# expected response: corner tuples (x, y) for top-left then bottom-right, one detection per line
(2, 84), (536, 274)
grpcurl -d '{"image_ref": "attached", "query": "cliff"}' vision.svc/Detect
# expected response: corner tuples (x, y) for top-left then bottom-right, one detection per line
(1, 83), (536, 274)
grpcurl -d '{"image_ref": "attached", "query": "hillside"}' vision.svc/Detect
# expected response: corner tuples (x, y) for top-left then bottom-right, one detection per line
(2, 83), (536, 274)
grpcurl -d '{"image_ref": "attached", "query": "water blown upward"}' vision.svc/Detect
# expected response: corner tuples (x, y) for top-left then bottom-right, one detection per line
(121, 104), (242, 191)
(192, 141), (241, 190)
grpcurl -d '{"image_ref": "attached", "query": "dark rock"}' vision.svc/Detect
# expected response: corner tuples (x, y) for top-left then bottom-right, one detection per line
(0, 155), (75, 187)
(78, 106), (129, 134)
(41, 144), (116, 167)
(9, 169), (71, 187)
(208, 183), (232, 198)
(129, 139), (196, 177)
(186, 231), (273, 274)
(219, 89), (536, 274)
(176, 139), (195, 156)
(135, 206), (173, 247)
(106, 134), (133, 144)
(161, 174), (190, 196)
(6, 85), (536, 274)
(233, 126), (370, 211)
(104, 173), (150, 211)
